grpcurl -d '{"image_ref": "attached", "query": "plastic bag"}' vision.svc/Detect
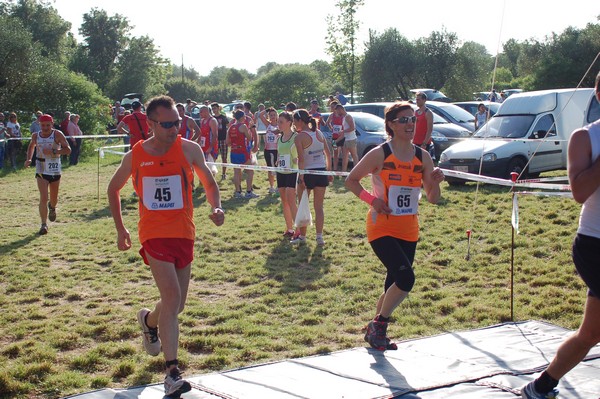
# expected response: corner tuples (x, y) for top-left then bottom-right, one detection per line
(205, 153), (218, 176)
(294, 190), (313, 228)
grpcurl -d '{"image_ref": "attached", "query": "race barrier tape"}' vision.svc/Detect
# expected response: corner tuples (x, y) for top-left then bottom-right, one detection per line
(441, 169), (571, 191)
(205, 162), (351, 177)
(0, 134), (127, 144)
(514, 191), (573, 198)
(94, 144), (571, 191)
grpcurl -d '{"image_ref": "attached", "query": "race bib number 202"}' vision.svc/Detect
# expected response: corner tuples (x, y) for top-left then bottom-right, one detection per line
(44, 157), (61, 174)
(142, 175), (183, 211)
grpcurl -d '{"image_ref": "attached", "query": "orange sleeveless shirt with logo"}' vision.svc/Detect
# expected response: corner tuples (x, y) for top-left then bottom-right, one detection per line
(131, 136), (195, 243)
(366, 143), (424, 242)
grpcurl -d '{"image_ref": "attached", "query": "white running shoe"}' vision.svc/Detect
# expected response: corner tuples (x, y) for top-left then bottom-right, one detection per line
(164, 367), (191, 397)
(245, 191), (259, 199)
(136, 308), (161, 356)
(316, 236), (325, 246)
(290, 235), (306, 245)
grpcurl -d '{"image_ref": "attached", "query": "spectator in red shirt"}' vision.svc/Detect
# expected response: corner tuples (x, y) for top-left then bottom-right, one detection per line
(117, 101), (151, 150)
(60, 111), (71, 135)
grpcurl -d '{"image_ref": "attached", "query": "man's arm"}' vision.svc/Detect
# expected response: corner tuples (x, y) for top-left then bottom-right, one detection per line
(344, 114), (355, 136)
(421, 149), (444, 204)
(188, 118), (201, 142)
(183, 140), (224, 226)
(54, 131), (72, 156)
(24, 133), (37, 167)
(117, 120), (129, 135)
(568, 128), (600, 204)
(107, 152), (133, 250)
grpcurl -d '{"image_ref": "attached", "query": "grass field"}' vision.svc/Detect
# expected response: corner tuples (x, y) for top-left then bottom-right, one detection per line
(0, 147), (586, 398)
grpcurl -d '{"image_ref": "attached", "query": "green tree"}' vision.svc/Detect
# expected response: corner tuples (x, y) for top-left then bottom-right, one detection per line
(415, 28), (459, 90)
(74, 8), (131, 91)
(165, 79), (204, 104)
(325, 0), (364, 102)
(532, 23), (600, 89)
(256, 62), (279, 77)
(248, 65), (321, 107)
(361, 28), (418, 101)
(0, 15), (41, 110)
(8, 0), (72, 62)
(107, 35), (169, 100)
(443, 41), (492, 101)
(500, 38), (521, 77)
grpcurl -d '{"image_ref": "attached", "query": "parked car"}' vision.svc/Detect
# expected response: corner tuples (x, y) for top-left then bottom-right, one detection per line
(320, 112), (388, 160)
(440, 88), (598, 184)
(453, 101), (500, 117)
(342, 103), (472, 159)
(221, 100), (247, 119)
(410, 89), (452, 102)
(190, 105), (201, 125)
(503, 88), (523, 98)
(120, 93), (143, 110)
(425, 101), (476, 132)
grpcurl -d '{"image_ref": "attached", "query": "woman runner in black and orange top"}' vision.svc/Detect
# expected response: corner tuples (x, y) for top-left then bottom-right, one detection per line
(346, 102), (444, 350)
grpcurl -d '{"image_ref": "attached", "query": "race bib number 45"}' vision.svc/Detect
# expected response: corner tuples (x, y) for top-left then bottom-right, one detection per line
(142, 175), (183, 211)
(388, 186), (420, 215)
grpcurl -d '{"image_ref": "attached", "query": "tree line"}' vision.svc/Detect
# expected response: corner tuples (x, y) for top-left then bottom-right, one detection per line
(1, 0), (598, 136)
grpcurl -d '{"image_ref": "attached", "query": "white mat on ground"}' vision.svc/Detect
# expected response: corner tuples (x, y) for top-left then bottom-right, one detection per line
(65, 320), (600, 399)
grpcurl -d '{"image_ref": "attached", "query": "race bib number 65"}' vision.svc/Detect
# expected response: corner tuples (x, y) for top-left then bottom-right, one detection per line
(388, 186), (420, 215)
(142, 175), (183, 211)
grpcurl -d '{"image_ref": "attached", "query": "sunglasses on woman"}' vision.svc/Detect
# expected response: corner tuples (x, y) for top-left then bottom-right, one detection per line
(392, 116), (417, 124)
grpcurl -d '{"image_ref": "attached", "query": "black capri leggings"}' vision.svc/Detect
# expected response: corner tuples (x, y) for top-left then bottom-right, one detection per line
(370, 236), (417, 293)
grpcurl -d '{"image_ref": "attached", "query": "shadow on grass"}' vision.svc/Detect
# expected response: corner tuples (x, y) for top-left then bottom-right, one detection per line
(263, 239), (332, 294)
(0, 232), (39, 254)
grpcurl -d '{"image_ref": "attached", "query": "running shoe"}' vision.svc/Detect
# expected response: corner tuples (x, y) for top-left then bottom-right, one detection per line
(316, 236), (325, 247)
(245, 191), (259, 199)
(268, 187), (277, 195)
(48, 203), (56, 222)
(283, 230), (295, 238)
(38, 224), (48, 235)
(521, 381), (559, 398)
(233, 191), (243, 199)
(164, 367), (191, 397)
(290, 235), (306, 245)
(364, 319), (390, 351)
(221, 174), (226, 181)
(136, 308), (161, 356)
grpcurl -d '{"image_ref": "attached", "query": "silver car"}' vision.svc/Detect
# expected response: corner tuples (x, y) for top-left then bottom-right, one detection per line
(319, 112), (388, 160)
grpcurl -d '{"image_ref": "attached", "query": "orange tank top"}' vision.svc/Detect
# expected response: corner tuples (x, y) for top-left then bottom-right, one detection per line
(366, 142), (424, 242)
(131, 136), (195, 243)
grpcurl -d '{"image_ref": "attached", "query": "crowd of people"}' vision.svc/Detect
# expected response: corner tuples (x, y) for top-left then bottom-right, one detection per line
(8, 76), (600, 397)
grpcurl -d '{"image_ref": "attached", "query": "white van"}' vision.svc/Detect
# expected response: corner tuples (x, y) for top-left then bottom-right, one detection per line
(439, 88), (599, 182)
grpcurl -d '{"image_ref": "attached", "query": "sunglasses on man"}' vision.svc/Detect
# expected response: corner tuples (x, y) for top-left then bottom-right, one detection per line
(150, 118), (182, 129)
